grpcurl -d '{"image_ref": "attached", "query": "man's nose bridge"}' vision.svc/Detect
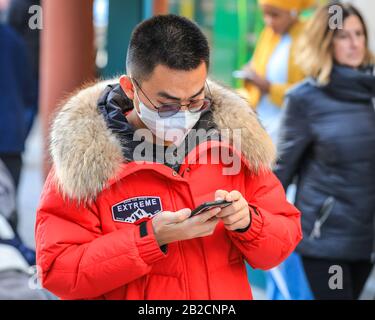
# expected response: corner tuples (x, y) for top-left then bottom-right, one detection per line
(180, 102), (191, 111)
(179, 99), (198, 111)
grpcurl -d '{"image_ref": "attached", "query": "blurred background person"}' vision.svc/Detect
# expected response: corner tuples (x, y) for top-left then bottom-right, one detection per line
(275, 2), (375, 300)
(7, 0), (40, 131)
(238, 0), (315, 143)
(236, 0), (316, 300)
(1, 158), (53, 300)
(0, 1), (36, 231)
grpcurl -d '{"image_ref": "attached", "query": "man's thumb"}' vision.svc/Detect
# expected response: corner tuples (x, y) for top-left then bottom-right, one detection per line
(177, 208), (192, 221)
(166, 208), (191, 223)
(215, 189), (229, 201)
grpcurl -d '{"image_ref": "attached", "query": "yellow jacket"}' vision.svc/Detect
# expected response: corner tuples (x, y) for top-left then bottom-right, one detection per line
(241, 20), (306, 108)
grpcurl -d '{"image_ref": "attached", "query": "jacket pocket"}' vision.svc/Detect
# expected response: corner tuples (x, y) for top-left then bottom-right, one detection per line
(309, 196), (336, 240)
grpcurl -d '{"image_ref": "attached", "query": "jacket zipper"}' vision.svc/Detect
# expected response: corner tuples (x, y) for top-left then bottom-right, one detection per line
(166, 178), (190, 299)
(309, 196), (335, 240)
(179, 167), (212, 299)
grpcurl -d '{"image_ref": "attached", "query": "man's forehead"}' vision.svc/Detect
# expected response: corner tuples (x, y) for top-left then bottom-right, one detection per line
(140, 63), (207, 99)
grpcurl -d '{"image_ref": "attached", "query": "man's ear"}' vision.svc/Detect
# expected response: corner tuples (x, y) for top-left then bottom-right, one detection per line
(119, 75), (135, 100)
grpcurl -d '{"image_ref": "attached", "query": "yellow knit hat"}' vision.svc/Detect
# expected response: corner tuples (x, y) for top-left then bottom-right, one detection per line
(258, 0), (316, 11)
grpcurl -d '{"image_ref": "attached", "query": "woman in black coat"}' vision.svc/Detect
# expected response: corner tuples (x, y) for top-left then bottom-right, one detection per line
(275, 3), (375, 300)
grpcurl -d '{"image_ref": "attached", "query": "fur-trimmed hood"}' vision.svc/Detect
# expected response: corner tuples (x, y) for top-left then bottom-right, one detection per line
(50, 79), (275, 201)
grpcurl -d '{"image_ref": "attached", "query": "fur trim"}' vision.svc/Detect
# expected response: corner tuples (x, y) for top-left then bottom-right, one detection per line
(50, 79), (275, 201)
(208, 81), (276, 174)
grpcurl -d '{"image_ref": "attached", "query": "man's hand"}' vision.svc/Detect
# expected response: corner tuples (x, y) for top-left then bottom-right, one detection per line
(152, 207), (221, 246)
(214, 190), (251, 231)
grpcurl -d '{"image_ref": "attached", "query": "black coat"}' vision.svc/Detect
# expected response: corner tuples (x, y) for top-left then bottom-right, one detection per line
(274, 65), (375, 261)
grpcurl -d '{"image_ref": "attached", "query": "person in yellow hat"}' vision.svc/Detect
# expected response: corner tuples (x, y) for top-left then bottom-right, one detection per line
(238, 0), (315, 143)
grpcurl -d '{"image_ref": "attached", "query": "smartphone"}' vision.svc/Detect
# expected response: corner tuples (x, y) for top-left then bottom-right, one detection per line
(232, 70), (254, 81)
(190, 200), (232, 217)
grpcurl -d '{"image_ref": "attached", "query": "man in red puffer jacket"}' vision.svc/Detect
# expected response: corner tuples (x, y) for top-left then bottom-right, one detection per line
(35, 14), (302, 300)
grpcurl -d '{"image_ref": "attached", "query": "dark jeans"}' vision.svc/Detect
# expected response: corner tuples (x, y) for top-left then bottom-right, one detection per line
(0, 153), (22, 230)
(302, 256), (373, 300)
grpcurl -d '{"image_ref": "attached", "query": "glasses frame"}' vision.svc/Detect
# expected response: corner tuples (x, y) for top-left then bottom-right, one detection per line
(132, 78), (213, 118)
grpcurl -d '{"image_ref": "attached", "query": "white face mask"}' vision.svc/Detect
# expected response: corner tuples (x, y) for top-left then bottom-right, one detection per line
(133, 89), (202, 146)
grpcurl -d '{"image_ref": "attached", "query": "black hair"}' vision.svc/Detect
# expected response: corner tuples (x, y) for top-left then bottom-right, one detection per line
(126, 14), (210, 81)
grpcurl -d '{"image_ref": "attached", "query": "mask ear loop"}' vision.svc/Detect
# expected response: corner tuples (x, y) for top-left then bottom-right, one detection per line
(131, 77), (160, 112)
(130, 79), (142, 116)
(129, 78), (140, 106)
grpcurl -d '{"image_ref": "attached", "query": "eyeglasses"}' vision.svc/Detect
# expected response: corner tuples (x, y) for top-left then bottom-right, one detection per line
(132, 78), (212, 118)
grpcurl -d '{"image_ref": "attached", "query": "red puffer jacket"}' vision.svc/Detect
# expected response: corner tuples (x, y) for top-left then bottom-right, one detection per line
(35, 80), (302, 300)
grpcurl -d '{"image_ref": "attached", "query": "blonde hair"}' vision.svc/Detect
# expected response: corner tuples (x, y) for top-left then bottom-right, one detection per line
(296, 2), (375, 85)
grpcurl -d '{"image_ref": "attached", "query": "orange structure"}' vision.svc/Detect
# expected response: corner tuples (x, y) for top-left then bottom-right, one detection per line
(39, 0), (96, 176)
